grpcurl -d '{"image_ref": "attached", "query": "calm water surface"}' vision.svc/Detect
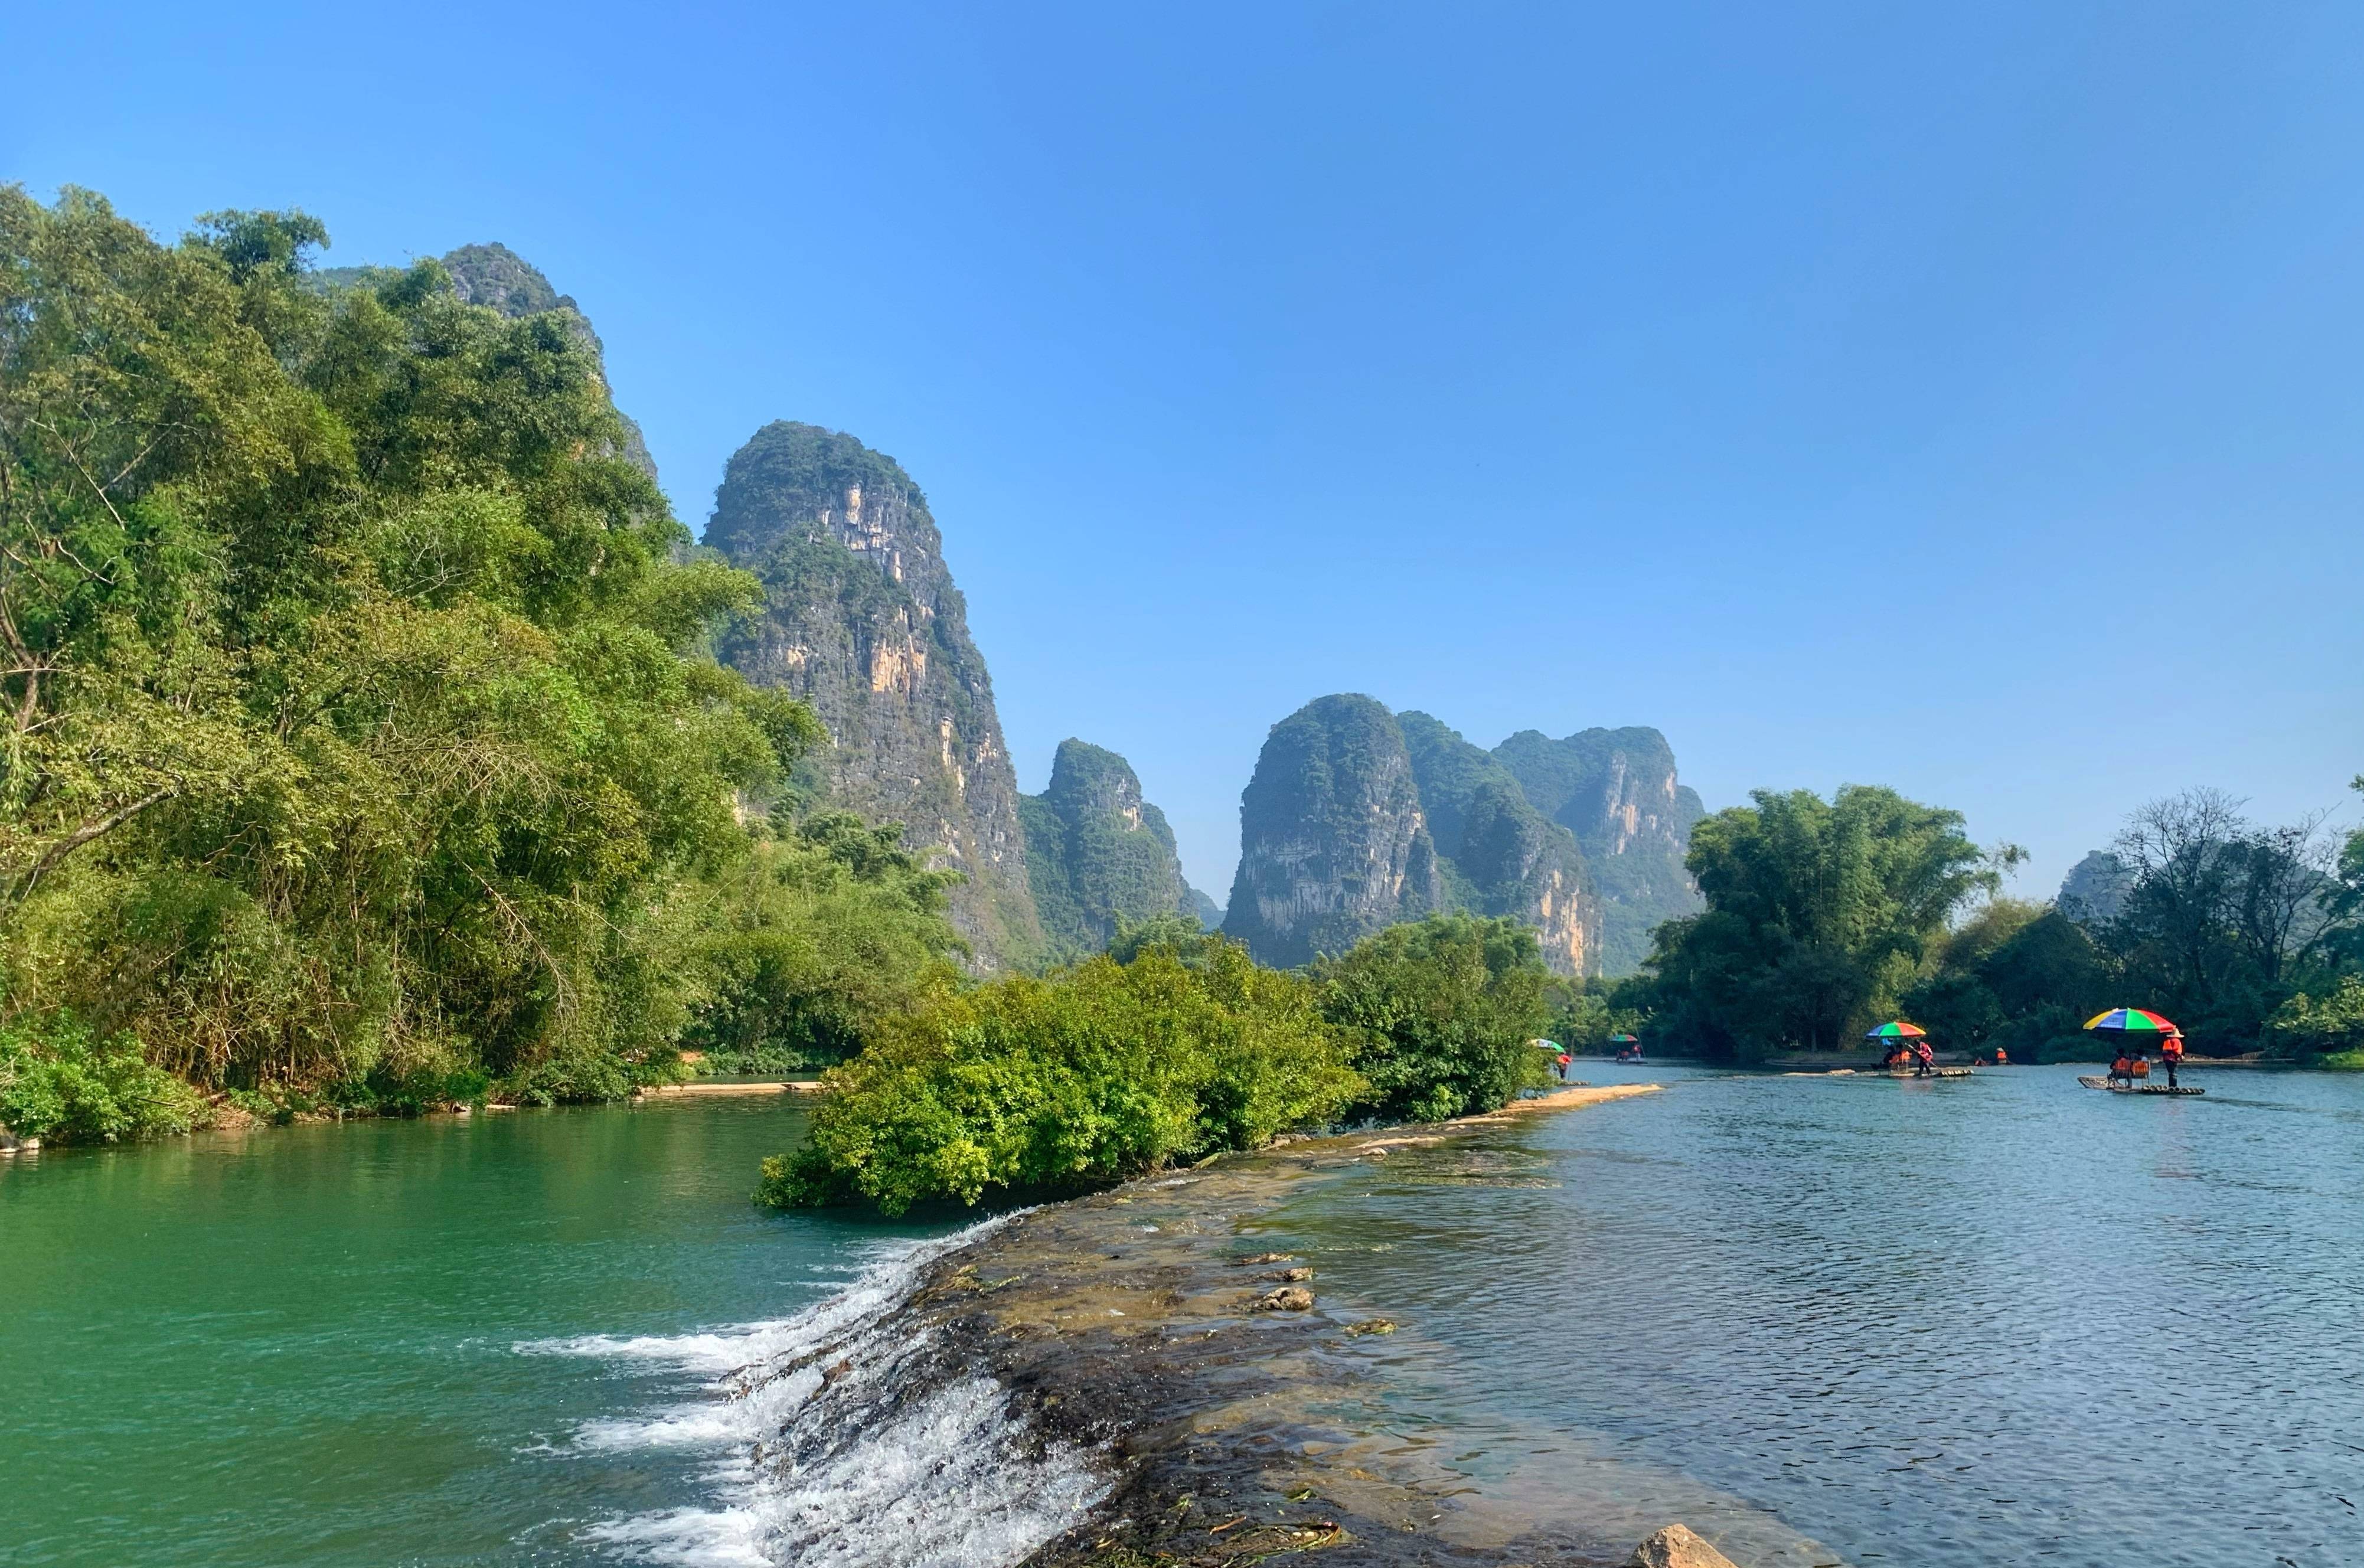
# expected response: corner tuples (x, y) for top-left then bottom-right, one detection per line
(1262, 1063), (2364, 1568)
(0, 1099), (955, 1566)
(6, 1069), (2360, 1566)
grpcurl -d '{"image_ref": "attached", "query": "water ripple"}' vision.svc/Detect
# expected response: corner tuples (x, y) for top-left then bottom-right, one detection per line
(1269, 1065), (2364, 1568)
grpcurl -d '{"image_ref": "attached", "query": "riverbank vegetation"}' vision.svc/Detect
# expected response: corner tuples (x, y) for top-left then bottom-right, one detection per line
(0, 187), (959, 1141)
(1625, 782), (2364, 1064)
(759, 912), (1552, 1213)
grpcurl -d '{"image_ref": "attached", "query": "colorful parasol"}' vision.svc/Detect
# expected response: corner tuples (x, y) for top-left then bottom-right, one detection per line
(2084, 1007), (2180, 1037)
(1608, 1032), (1639, 1045)
(1863, 1021), (1928, 1041)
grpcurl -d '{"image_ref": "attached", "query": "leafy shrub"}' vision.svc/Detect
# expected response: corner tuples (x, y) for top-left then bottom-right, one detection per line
(2268, 977), (2364, 1065)
(1315, 913), (1553, 1121)
(501, 1050), (644, 1107)
(759, 940), (1360, 1214)
(0, 1010), (205, 1144)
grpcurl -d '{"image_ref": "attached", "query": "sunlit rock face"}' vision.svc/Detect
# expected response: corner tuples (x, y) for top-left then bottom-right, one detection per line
(1226, 703), (1700, 976)
(1399, 712), (1596, 976)
(1223, 695), (1444, 971)
(1020, 739), (1213, 960)
(1493, 727), (1705, 975)
(710, 422), (1043, 968)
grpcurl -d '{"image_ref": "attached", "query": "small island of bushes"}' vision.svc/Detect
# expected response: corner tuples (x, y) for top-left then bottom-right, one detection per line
(757, 912), (1558, 1214)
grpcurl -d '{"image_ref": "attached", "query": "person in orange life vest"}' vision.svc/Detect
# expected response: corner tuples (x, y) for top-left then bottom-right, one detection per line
(1993, 1045), (2009, 1066)
(1556, 1051), (1572, 1083)
(2160, 1033), (2184, 1089)
(1913, 1038), (1935, 1078)
(2110, 1051), (2133, 1087)
(2130, 1051), (2150, 1079)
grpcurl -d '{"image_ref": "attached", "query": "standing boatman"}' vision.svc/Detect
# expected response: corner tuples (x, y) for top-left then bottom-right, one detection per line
(1913, 1038), (1935, 1079)
(2160, 1031), (2185, 1090)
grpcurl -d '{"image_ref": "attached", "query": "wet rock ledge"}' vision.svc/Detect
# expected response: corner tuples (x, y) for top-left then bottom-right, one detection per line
(754, 1085), (1738, 1567)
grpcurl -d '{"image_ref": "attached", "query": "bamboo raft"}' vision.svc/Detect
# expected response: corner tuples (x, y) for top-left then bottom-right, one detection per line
(2077, 1074), (2204, 1097)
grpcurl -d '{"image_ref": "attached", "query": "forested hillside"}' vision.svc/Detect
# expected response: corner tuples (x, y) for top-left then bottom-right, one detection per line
(0, 188), (962, 1139)
(1019, 739), (1213, 959)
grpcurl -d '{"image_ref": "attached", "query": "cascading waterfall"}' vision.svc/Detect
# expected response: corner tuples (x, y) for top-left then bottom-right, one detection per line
(517, 1215), (1105, 1567)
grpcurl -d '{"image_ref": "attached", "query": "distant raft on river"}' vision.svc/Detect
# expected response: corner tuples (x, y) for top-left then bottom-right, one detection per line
(2077, 1075), (2205, 1097)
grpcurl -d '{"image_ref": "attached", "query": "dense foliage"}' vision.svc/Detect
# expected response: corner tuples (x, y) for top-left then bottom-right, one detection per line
(1314, 912), (1553, 1121)
(0, 187), (831, 1122)
(683, 809), (967, 1073)
(0, 1006), (204, 1144)
(760, 910), (1563, 1213)
(1635, 782), (2364, 1063)
(1643, 786), (1999, 1055)
(757, 936), (1361, 1213)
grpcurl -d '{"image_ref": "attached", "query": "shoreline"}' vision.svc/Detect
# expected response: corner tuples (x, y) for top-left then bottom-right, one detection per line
(735, 1082), (1797, 1568)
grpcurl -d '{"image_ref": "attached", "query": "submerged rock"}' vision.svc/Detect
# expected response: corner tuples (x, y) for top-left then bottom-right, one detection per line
(1627, 1522), (1740, 1567)
(1253, 1285), (1315, 1312)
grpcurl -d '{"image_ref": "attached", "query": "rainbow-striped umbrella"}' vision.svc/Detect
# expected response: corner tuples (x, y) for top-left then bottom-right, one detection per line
(1608, 1032), (1639, 1045)
(1863, 1021), (1928, 1041)
(2084, 1007), (2180, 1037)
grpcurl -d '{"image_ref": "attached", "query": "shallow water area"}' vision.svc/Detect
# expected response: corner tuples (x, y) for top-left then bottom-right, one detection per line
(0, 1097), (967, 1567)
(1252, 1061), (2364, 1568)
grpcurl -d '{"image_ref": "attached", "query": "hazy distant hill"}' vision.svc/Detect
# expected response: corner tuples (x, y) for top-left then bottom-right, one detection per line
(2058, 849), (2133, 925)
(1223, 697), (1699, 975)
(1019, 739), (1215, 958)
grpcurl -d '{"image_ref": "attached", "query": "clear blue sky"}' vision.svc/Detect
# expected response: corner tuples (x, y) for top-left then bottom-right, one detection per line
(9, 4), (2361, 901)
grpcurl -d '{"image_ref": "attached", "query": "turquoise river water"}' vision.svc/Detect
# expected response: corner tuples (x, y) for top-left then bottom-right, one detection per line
(2, 1065), (2359, 1566)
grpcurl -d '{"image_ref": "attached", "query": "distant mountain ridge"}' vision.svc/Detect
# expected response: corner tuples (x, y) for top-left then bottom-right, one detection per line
(1020, 739), (1217, 959)
(1493, 726), (1707, 974)
(1223, 695), (1701, 974)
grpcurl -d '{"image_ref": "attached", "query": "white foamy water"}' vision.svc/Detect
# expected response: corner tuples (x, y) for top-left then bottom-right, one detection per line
(521, 1215), (1108, 1567)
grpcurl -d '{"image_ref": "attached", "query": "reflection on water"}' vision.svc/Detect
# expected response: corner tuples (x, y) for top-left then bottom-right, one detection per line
(1259, 1064), (2364, 1568)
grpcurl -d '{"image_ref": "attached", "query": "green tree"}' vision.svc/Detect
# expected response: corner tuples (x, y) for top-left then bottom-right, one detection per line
(1645, 785), (1995, 1057)
(683, 811), (967, 1073)
(1314, 912), (1552, 1121)
(2267, 976), (2364, 1067)
(2096, 789), (2343, 1051)
(1, 187), (818, 1110)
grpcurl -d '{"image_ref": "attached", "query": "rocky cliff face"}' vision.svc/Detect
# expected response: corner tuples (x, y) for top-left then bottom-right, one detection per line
(1020, 739), (1211, 959)
(1399, 713), (1596, 974)
(1226, 703), (1699, 975)
(1493, 726), (1703, 974)
(710, 423), (1043, 968)
(1223, 695), (1441, 969)
(2057, 850), (2132, 925)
